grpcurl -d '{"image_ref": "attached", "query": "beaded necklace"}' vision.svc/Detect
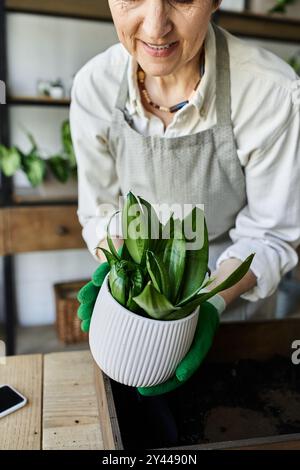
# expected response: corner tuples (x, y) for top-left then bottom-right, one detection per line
(137, 47), (205, 114)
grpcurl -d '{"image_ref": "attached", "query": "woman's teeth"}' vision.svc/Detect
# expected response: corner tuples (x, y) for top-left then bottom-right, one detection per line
(145, 42), (177, 50)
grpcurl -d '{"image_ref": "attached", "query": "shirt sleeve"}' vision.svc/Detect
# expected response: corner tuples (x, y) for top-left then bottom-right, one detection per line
(70, 72), (122, 261)
(216, 78), (300, 302)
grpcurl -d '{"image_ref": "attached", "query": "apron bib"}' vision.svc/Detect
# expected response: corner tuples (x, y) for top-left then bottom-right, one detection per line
(107, 23), (277, 321)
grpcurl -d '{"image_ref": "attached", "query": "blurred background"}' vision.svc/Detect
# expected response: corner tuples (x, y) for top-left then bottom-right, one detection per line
(0, 0), (300, 356)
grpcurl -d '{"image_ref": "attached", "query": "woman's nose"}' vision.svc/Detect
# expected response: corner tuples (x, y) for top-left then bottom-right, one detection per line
(141, 0), (173, 41)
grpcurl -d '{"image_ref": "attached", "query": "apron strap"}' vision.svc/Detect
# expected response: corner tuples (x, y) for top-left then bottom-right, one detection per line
(115, 57), (130, 111)
(115, 22), (232, 128)
(212, 22), (231, 127)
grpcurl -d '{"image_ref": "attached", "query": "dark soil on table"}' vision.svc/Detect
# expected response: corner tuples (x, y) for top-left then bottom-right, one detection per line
(111, 355), (300, 449)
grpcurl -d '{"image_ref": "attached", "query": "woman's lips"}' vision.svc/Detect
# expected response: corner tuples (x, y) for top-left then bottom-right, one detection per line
(140, 40), (179, 58)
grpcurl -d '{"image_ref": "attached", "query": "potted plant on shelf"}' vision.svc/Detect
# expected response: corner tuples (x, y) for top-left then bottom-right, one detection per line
(89, 192), (254, 388)
(0, 121), (76, 187)
(269, 0), (298, 13)
(49, 78), (65, 100)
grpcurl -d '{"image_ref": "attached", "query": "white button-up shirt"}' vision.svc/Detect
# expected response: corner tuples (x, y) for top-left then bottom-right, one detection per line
(70, 22), (300, 303)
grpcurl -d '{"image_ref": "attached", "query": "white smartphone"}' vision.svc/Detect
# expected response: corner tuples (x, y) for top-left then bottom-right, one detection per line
(0, 384), (27, 418)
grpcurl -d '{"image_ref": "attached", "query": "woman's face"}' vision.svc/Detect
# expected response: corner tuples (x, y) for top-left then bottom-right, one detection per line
(108, 0), (220, 77)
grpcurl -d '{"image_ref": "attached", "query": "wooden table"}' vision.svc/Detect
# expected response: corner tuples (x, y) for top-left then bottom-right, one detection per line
(2, 321), (300, 450)
(0, 351), (104, 450)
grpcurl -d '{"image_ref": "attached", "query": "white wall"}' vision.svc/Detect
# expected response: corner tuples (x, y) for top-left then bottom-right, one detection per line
(7, 13), (118, 96)
(15, 250), (99, 326)
(221, 0), (245, 11)
(5, 13), (118, 326)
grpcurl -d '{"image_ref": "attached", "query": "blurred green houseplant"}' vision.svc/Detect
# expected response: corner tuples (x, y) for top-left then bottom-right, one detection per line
(288, 51), (300, 75)
(269, 0), (298, 13)
(0, 120), (76, 187)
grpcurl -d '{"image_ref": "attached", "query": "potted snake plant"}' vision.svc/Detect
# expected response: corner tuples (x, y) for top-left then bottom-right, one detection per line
(89, 192), (254, 387)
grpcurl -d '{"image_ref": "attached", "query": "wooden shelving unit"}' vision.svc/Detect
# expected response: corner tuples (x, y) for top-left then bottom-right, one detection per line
(0, 205), (85, 257)
(219, 10), (300, 42)
(5, 0), (112, 21)
(5, 1), (300, 42)
(11, 190), (77, 205)
(1, 0), (300, 350)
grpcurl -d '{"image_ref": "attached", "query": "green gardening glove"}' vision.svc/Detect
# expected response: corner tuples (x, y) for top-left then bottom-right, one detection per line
(137, 298), (225, 397)
(77, 261), (110, 332)
(77, 245), (124, 332)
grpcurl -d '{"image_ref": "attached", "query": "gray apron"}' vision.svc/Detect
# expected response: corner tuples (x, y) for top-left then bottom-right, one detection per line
(107, 23), (277, 321)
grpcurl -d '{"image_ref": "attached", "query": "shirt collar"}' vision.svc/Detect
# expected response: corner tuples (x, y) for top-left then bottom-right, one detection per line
(126, 22), (216, 117)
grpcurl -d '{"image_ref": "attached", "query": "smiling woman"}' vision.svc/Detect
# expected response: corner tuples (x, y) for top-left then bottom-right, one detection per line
(70, 0), (300, 330)
(108, 0), (221, 120)
(69, 0), (300, 413)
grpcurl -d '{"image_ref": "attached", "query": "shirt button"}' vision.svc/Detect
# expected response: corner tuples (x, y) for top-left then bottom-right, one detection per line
(200, 108), (206, 118)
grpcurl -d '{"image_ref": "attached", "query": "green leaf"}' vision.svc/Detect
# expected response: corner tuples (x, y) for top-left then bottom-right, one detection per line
(132, 281), (180, 320)
(164, 303), (199, 321)
(95, 246), (118, 268)
(146, 250), (170, 299)
(131, 267), (144, 296)
(126, 286), (139, 313)
(120, 241), (135, 263)
(61, 120), (76, 169)
(109, 261), (129, 307)
(163, 218), (186, 304)
(21, 152), (46, 187)
(0, 146), (21, 177)
(122, 191), (149, 265)
(179, 254), (256, 313)
(126, 267), (144, 312)
(106, 211), (121, 261)
(177, 209), (209, 306)
(138, 195), (162, 252)
(71, 166), (77, 179)
(154, 212), (175, 258)
(26, 132), (38, 153)
(47, 155), (70, 183)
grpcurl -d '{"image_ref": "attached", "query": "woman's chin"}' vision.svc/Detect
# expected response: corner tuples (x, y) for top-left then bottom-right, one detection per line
(137, 57), (181, 78)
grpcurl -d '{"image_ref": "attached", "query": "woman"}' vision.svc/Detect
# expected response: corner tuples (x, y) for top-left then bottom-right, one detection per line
(71, 0), (300, 323)
(72, 0), (300, 446)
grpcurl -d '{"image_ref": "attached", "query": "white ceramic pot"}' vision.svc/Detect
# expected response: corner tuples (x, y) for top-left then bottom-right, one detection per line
(89, 274), (199, 387)
(49, 86), (64, 99)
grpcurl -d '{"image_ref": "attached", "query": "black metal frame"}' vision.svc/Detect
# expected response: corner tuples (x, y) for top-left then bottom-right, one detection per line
(1, 0), (16, 356)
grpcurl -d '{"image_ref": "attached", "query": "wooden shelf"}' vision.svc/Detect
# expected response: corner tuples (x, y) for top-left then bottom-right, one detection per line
(218, 10), (300, 43)
(12, 180), (78, 205)
(7, 96), (71, 106)
(0, 204), (85, 256)
(12, 193), (77, 205)
(5, 2), (300, 42)
(5, 0), (112, 22)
